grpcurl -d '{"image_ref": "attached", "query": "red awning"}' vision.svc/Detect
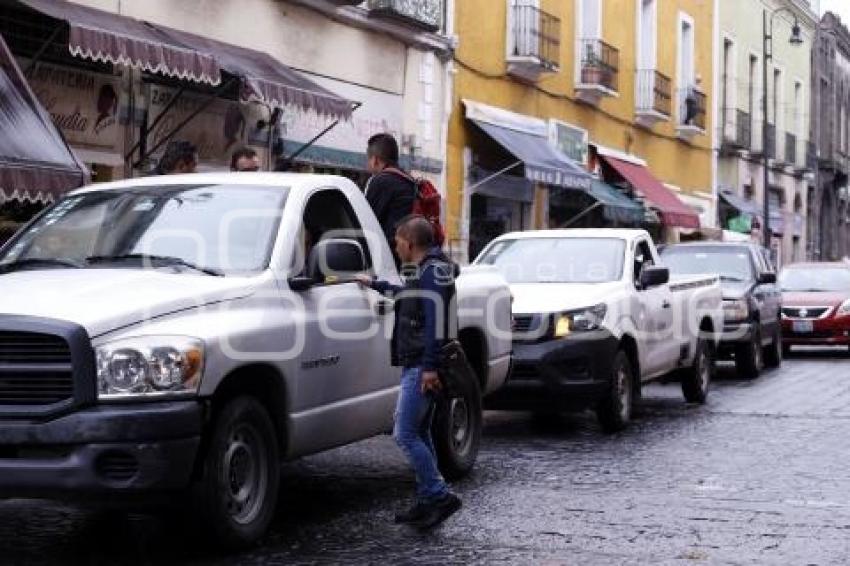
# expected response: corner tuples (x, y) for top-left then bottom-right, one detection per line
(599, 155), (700, 229)
(0, 31), (86, 203)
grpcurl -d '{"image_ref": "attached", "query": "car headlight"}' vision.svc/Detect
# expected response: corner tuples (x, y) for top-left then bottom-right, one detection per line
(96, 336), (204, 400)
(554, 304), (608, 337)
(723, 299), (749, 322)
(837, 299), (850, 317)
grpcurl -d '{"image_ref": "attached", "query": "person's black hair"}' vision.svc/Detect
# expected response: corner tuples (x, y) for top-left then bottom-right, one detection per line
(367, 133), (399, 166)
(156, 140), (198, 174)
(230, 146), (258, 171)
(395, 214), (435, 249)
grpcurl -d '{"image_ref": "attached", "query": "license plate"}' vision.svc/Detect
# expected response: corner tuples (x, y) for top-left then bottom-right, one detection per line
(793, 320), (814, 334)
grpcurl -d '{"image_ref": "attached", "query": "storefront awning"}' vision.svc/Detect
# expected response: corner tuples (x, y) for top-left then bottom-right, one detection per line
(464, 100), (592, 190)
(719, 189), (784, 236)
(599, 155), (700, 229)
(12, 0), (354, 119)
(16, 0), (221, 85)
(588, 181), (645, 224)
(0, 31), (86, 202)
(151, 26), (354, 119)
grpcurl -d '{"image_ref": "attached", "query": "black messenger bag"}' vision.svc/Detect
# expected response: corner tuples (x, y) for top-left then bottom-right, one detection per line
(438, 339), (476, 398)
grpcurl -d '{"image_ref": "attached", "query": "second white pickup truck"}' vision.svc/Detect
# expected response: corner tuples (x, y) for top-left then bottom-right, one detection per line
(475, 229), (723, 432)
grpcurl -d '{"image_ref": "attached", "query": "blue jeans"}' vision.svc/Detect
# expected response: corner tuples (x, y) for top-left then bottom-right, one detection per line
(393, 367), (449, 503)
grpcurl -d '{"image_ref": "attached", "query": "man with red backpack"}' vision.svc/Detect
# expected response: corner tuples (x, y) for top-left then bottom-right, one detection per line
(365, 133), (444, 267)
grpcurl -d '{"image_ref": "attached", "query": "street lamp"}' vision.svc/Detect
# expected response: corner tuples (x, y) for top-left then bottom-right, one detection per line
(762, 7), (804, 251)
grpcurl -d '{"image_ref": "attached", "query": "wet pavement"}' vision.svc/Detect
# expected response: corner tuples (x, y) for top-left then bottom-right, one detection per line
(2, 349), (850, 564)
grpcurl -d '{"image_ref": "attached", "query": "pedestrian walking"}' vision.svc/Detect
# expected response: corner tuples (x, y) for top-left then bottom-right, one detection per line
(356, 215), (462, 530)
(230, 147), (261, 172)
(155, 140), (198, 175)
(365, 133), (415, 267)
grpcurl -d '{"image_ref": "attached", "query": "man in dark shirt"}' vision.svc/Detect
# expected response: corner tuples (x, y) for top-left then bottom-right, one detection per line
(356, 215), (461, 530)
(365, 133), (415, 266)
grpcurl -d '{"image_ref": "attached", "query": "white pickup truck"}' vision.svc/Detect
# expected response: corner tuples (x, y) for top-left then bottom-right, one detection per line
(0, 173), (512, 548)
(474, 229), (723, 432)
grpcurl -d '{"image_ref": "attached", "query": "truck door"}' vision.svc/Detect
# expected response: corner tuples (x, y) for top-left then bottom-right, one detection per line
(289, 188), (395, 443)
(633, 239), (675, 377)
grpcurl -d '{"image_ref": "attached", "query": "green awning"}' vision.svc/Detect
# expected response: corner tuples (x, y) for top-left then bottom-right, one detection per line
(588, 181), (645, 224)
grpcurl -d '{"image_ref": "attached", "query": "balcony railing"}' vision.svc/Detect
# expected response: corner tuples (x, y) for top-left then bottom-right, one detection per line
(367, 0), (443, 31)
(786, 132), (797, 166)
(764, 123), (776, 160)
(678, 86), (706, 131)
(737, 110), (752, 149)
(636, 69), (672, 116)
(806, 141), (817, 170)
(508, 4), (561, 71)
(579, 38), (619, 92)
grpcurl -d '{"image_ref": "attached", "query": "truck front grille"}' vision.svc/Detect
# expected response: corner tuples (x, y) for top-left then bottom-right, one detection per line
(0, 331), (74, 406)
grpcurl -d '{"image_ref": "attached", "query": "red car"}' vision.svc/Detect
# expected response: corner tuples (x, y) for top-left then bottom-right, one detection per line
(780, 262), (850, 353)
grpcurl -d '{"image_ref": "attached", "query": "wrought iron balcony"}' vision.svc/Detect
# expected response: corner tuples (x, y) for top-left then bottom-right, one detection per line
(785, 132), (797, 166)
(506, 4), (561, 82)
(806, 141), (817, 171)
(635, 69), (671, 127)
(676, 86), (706, 140)
(367, 0), (443, 31)
(762, 123), (776, 160)
(720, 109), (752, 153)
(576, 38), (619, 105)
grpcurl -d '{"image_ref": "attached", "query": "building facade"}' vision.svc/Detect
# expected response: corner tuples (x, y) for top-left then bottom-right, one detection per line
(2, 0), (452, 190)
(447, 0), (716, 263)
(715, 0), (817, 268)
(812, 11), (850, 261)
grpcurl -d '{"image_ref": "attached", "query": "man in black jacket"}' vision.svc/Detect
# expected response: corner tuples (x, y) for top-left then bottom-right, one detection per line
(365, 133), (415, 267)
(356, 215), (461, 530)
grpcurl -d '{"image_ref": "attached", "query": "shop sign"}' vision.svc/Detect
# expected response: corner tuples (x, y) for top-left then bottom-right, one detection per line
(276, 74), (403, 157)
(147, 85), (268, 165)
(27, 62), (121, 151)
(548, 119), (588, 167)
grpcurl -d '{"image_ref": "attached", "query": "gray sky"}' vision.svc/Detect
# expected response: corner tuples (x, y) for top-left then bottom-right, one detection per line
(821, 0), (850, 22)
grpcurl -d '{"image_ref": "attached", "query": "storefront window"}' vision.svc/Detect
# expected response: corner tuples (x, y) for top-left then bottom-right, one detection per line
(469, 194), (528, 261)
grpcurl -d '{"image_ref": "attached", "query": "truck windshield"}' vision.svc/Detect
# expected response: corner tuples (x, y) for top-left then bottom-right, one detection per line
(661, 247), (754, 282)
(0, 184), (288, 276)
(476, 238), (626, 283)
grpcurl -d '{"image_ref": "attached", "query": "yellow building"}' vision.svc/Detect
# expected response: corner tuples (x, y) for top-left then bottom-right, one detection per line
(447, 0), (716, 262)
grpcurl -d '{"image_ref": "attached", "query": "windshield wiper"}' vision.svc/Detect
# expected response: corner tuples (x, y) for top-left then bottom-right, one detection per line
(86, 254), (224, 277)
(719, 275), (745, 283)
(0, 258), (85, 273)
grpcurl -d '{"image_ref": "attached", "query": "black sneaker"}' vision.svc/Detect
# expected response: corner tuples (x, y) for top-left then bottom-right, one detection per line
(394, 501), (429, 524)
(413, 493), (462, 530)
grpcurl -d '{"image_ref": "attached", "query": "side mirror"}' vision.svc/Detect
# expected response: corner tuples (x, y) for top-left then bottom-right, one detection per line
(306, 238), (367, 282)
(758, 272), (777, 285)
(288, 276), (316, 292)
(639, 266), (670, 289)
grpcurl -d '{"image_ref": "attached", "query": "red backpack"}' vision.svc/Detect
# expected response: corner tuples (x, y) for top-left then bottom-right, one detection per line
(386, 168), (446, 247)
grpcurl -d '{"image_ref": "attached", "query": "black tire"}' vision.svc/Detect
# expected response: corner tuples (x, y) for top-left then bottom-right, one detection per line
(735, 326), (763, 379)
(783, 344), (792, 358)
(682, 339), (714, 404)
(764, 323), (783, 369)
(596, 350), (634, 433)
(192, 396), (280, 550)
(433, 374), (482, 481)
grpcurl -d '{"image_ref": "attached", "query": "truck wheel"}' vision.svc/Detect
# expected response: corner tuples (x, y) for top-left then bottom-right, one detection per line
(763, 323), (782, 369)
(735, 327), (763, 379)
(433, 375), (482, 481)
(596, 351), (633, 433)
(193, 396), (280, 550)
(681, 339), (714, 404)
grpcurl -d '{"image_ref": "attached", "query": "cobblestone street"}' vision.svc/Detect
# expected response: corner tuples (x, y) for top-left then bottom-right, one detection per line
(2, 349), (850, 565)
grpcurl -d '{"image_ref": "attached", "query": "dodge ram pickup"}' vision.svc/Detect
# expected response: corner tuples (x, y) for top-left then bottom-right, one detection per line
(0, 173), (512, 547)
